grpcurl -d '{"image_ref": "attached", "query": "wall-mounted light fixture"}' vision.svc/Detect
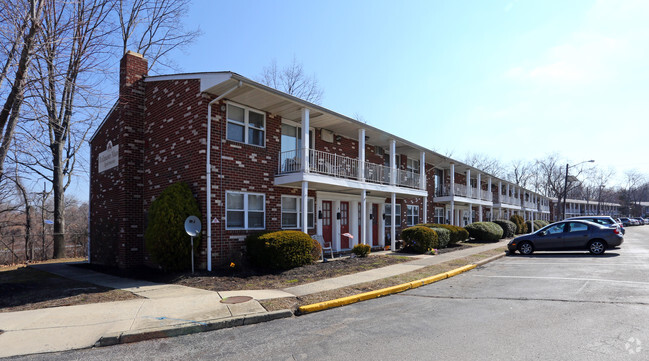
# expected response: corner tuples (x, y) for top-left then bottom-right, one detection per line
(336, 212), (341, 220)
(369, 213), (374, 220)
(318, 210), (323, 219)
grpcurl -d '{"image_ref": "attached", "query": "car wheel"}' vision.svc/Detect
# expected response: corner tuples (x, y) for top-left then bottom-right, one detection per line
(518, 241), (534, 255)
(588, 240), (606, 255)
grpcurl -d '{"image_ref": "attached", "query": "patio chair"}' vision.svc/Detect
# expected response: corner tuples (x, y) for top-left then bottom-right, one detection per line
(311, 234), (333, 260)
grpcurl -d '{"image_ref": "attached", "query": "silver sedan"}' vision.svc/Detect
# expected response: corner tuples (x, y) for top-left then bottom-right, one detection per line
(508, 220), (624, 255)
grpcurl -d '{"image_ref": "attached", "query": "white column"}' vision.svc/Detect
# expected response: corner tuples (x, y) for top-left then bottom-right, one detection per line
(450, 200), (455, 225)
(531, 207), (535, 232)
(361, 190), (367, 245)
(506, 183), (510, 203)
(358, 129), (366, 181)
(420, 151), (426, 190)
(487, 177), (492, 202)
(468, 203), (473, 224)
(478, 204), (483, 222)
(450, 164), (455, 196)
(477, 173), (482, 200)
(301, 108), (310, 173)
(450, 164), (455, 225)
(379, 202), (385, 248)
(350, 201), (359, 247)
(498, 181), (502, 203)
(422, 196), (427, 224)
(391, 193), (396, 251)
(301, 181), (308, 233)
(334, 200), (341, 250)
(390, 140), (396, 185)
(466, 169), (471, 198)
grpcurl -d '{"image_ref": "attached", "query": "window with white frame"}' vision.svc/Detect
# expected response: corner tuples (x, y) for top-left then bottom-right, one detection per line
(434, 207), (444, 224)
(226, 103), (265, 147)
(226, 191), (265, 229)
(406, 158), (420, 173)
(406, 205), (419, 226)
(281, 196), (314, 229)
(384, 204), (402, 227)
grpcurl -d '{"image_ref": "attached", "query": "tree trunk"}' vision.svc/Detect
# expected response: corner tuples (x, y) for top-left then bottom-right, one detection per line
(52, 143), (66, 259)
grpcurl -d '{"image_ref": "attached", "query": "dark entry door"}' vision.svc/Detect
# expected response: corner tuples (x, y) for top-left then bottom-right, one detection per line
(372, 204), (379, 246)
(340, 202), (349, 249)
(322, 201), (332, 246)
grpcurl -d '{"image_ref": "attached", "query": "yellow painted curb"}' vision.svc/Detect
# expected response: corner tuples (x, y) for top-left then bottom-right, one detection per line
(299, 259), (489, 315)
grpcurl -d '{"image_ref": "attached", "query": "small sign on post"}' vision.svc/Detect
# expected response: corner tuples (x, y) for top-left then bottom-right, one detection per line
(184, 216), (201, 274)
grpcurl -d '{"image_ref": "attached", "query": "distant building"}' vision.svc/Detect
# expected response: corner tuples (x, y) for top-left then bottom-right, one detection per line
(549, 198), (621, 221)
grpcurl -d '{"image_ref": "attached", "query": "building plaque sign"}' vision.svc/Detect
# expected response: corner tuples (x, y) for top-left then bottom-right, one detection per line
(98, 141), (119, 172)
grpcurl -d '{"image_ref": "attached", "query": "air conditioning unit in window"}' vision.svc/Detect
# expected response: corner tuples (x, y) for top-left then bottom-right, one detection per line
(375, 146), (385, 156)
(321, 128), (334, 143)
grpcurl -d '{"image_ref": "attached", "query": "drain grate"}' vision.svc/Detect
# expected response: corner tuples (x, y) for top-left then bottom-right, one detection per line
(220, 295), (253, 304)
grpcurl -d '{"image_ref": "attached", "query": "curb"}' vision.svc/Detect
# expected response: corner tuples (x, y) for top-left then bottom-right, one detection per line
(298, 251), (506, 315)
(95, 309), (293, 347)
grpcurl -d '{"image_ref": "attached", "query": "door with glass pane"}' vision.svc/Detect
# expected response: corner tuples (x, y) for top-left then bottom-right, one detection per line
(322, 201), (332, 245)
(372, 204), (379, 246)
(340, 202), (349, 249)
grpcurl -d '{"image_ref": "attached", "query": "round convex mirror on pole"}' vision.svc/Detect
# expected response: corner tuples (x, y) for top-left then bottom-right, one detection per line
(184, 216), (201, 274)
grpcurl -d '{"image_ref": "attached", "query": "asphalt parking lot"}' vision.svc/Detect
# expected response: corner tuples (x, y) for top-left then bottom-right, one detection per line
(15, 226), (649, 361)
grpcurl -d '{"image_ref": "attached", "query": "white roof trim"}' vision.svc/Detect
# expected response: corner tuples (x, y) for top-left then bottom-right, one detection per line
(144, 72), (234, 93)
(89, 100), (118, 143)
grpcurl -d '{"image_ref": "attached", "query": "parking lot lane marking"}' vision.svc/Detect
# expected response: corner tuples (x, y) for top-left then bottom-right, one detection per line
(473, 275), (649, 287)
(501, 262), (649, 266)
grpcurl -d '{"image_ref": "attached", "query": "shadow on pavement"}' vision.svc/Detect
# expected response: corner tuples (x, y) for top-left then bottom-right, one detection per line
(508, 252), (621, 258)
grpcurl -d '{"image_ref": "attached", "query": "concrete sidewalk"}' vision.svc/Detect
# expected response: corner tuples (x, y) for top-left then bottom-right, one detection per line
(0, 241), (507, 357)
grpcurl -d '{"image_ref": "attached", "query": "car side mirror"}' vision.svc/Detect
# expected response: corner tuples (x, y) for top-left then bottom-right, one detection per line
(539, 231), (547, 237)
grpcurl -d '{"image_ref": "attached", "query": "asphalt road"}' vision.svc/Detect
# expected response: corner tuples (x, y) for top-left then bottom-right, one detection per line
(14, 226), (649, 361)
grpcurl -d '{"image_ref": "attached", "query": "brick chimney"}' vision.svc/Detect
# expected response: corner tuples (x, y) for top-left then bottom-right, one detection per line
(117, 50), (147, 268)
(120, 51), (148, 95)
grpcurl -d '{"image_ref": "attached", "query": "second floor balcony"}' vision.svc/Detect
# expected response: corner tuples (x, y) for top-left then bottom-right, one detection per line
(436, 183), (492, 201)
(278, 149), (421, 190)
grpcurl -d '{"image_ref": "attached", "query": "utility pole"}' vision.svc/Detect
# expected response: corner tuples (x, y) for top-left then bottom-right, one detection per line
(36, 182), (48, 261)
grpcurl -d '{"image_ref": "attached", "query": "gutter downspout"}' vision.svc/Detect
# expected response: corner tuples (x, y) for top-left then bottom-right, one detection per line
(206, 81), (241, 271)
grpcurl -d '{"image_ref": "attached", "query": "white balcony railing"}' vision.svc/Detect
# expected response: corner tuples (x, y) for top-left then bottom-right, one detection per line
(278, 149), (421, 190)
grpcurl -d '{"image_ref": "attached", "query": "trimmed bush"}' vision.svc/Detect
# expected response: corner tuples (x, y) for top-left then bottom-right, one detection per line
(536, 220), (549, 228)
(493, 220), (516, 238)
(144, 182), (201, 272)
(352, 244), (371, 258)
(421, 223), (469, 244)
(401, 226), (439, 254)
(510, 214), (528, 234)
(245, 230), (317, 270)
(310, 238), (323, 261)
(431, 227), (450, 248)
(525, 220), (546, 232)
(465, 222), (504, 242)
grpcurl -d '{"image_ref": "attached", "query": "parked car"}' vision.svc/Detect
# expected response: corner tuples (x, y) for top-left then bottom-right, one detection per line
(630, 218), (639, 226)
(619, 217), (632, 227)
(633, 217), (647, 225)
(508, 220), (623, 255)
(566, 216), (624, 235)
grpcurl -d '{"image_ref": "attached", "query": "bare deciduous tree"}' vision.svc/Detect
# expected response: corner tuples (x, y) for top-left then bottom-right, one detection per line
(463, 152), (504, 178)
(259, 57), (324, 104)
(117, 0), (201, 72)
(0, 0), (44, 181)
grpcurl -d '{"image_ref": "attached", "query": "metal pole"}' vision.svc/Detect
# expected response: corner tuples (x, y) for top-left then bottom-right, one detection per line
(191, 236), (194, 274)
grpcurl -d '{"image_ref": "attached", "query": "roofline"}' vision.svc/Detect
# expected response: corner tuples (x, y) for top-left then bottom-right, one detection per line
(89, 100), (118, 143)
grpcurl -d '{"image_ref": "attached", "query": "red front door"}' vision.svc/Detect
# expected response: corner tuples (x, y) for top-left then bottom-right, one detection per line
(372, 204), (379, 246)
(322, 201), (332, 246)
(340, 202), (349, 249)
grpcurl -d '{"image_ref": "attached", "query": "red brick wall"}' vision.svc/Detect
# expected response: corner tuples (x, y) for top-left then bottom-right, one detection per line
(90, 52), (147, 268)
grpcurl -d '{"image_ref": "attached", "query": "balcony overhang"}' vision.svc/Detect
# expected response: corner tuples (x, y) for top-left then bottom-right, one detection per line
(275, 172), (427, 198)
(492, 202), (522, 210)
(433, 195), (493, 206)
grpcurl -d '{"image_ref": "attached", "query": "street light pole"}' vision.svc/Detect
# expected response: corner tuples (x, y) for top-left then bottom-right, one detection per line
(562, 160), (595, 220)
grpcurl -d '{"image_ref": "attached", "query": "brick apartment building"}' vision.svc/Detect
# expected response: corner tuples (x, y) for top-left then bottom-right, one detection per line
(90, 52), (552, 271)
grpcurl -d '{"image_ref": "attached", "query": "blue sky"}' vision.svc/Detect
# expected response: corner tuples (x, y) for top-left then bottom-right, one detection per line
(71, 0), (649, 200)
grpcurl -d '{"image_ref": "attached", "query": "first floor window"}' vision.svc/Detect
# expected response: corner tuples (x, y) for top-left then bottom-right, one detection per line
(384, 203), (402, 227)
(434, 207), (444, 224)
(226, 191), (265, 229)
(281, 196), (314, 229)
(406, 205), (419, 226)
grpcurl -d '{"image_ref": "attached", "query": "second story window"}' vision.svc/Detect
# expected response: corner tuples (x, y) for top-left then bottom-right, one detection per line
(227, 103), (265, 147)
